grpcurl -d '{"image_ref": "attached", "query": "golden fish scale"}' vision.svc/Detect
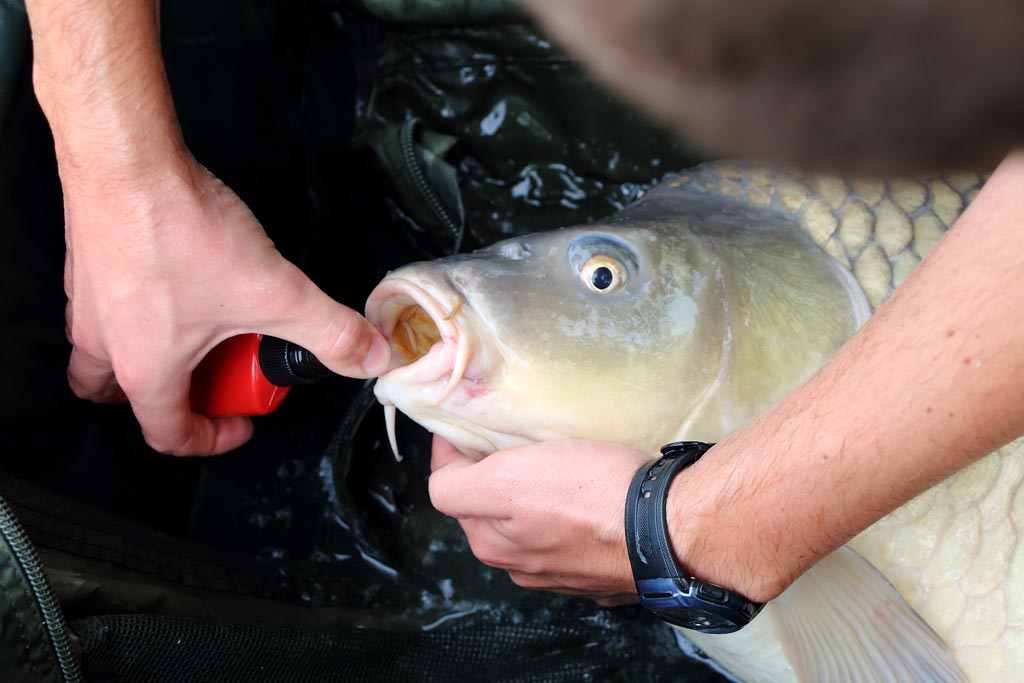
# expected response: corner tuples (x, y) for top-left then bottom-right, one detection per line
(673, 163), (1017, 681)
(672, 163), (984, 309)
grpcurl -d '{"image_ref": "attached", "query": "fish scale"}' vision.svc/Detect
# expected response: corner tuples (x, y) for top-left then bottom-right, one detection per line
(669, 163), (986, 307)
(676, 162), (1017, 682)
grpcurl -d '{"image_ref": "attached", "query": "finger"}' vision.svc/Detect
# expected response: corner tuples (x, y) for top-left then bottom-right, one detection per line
(125, 370), (254, 456)
(67, 347), (124, 403)
(65, 298), (125, 403)
(593, 594), (640, 608)
(506, 571), (599, 592)
(507, 572), (558, 590)
(429, 449), (510, 520)
(260, 268), (390, 378)
(430, 435), (473, 472)
(459, 519), (523, 571)
(506, 572), (637, 604)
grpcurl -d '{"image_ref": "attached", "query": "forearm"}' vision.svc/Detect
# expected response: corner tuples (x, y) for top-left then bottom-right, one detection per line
(671, 151), (1024, 602)
(26, 0), (187, 187)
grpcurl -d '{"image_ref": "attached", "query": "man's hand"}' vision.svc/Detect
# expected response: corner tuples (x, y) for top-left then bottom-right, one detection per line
(26, 0), (391, 456)
(62, 159), (391, 456)
(429, 435), (651, 606)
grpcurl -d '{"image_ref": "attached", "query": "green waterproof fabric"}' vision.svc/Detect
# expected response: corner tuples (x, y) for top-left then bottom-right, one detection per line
(363, 118), (467, 251)
(352, 20), (705, 256)
(0, 509), (62, 683)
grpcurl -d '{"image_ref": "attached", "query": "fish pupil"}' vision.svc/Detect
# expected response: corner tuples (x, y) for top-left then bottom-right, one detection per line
(592, 266), (614, 290)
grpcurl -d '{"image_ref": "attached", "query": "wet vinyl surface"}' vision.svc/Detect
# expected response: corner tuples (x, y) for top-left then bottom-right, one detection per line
(0, 2), (728, 681)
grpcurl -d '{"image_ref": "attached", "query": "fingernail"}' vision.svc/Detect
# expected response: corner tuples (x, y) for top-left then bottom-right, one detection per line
(361, 336), (391, 375)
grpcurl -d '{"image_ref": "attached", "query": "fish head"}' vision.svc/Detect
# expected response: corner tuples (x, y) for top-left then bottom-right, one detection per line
(366, 217), (730, 459)
(366, 185), (868, 459)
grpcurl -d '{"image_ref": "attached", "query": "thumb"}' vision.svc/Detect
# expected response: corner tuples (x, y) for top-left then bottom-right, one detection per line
(262, 270), (391, 379)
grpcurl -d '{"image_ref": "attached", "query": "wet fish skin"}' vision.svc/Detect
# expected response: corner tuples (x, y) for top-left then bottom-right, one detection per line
(367, 162), (1012, 681)
(370, 179), (867, 459)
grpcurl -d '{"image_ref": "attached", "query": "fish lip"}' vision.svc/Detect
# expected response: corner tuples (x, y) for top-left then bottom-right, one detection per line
(365, 276), (472, 402)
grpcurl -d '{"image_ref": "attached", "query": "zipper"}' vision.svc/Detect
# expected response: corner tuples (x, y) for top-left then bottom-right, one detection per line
(398, 118), (465, 253)
(0, 497), (82, 683)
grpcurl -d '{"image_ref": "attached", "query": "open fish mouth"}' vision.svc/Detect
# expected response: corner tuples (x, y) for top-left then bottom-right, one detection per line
(365, 276), (474, 458)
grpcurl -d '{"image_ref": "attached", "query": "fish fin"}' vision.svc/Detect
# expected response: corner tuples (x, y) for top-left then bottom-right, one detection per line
(771, 546), (966, 683)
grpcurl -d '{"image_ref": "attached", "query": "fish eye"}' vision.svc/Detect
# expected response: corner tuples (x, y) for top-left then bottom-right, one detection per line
(568, 234), (638, 293)
(580, 254), (627, 293)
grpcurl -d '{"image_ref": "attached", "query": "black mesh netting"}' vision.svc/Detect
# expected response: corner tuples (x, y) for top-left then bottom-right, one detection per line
(73, 613), (718, 683)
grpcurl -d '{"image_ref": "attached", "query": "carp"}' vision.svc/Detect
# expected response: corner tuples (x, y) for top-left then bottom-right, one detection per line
(365, 163), (1011, 682)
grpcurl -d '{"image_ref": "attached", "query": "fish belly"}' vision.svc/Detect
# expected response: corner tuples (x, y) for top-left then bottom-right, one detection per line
(851, 438), (1024, 681)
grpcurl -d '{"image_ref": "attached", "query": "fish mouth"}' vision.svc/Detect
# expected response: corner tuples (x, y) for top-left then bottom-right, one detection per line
(366, 276), (473, 394)
(365, 276), (475, 457)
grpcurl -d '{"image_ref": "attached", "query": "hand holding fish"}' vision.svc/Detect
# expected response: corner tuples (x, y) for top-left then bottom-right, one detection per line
(429, 435), (651, 606)
(379, 152), (1024, 680)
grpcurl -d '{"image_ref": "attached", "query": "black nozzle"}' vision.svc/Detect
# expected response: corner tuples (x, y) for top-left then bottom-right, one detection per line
(258, 336), (333, 386)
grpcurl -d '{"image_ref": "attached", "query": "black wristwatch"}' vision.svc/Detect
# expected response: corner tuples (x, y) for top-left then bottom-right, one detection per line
(624, 441), (764, 634)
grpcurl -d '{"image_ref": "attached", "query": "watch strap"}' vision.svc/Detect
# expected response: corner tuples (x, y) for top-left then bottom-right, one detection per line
(625, 441), (764, 634)
(625, 442), (710, 582)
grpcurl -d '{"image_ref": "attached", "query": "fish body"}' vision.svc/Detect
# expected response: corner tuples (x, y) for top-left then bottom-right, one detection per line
(365, 163), (1014, 682)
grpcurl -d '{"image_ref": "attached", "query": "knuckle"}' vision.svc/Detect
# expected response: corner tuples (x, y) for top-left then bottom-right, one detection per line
(320, 310), (366, 362)
(508, 573), (536, 589)
(513, 558), (544, 576)
(426, 474), (448, 510)
(486, 457), (522, 502)
(67, 319), (99, 354)
(67, 373), (92, 400)
(497, 516), (531, 543)
(110, 356), (152, 398)
(469, 540), (508, 570)
(144, 429), (192, 456)
(143, 431), (174, 454)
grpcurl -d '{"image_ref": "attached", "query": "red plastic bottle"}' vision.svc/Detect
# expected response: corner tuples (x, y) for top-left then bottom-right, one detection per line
(190, 334), (331, 417)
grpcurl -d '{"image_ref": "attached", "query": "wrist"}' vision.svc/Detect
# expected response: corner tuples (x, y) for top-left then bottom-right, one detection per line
(626, 442), (765, 632)
(61, 143), (197, 208)
(27, 0), (185, 185)
(663, 449), (800, 603)
(54, 131), (193, 201)
(39, 71), (189, 191)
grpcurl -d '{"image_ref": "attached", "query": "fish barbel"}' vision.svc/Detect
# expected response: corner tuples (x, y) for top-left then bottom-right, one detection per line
(365, 163), (1012, 682)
